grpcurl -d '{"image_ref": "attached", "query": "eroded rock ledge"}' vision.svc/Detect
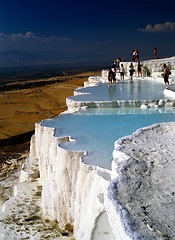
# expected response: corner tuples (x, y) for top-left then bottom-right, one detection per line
(110, 122), (175, 239)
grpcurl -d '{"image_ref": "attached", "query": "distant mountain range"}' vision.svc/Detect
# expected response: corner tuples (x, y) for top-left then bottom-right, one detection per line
(0, 50), (112, 69)
(1, 50), (174, 70)
(0, 50), (73, 68)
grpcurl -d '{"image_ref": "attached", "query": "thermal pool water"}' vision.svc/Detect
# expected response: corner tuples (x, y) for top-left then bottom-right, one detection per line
(42, 107), (175, 169)
(68, 80), (175, 102)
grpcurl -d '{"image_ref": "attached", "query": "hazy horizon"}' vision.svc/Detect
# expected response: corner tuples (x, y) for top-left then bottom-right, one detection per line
(0, 0), (175, 68)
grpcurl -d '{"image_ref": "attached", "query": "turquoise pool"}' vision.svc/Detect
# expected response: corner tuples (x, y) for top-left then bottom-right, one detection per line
(68, 80), (175, 102)
(42, 108), (175, 169)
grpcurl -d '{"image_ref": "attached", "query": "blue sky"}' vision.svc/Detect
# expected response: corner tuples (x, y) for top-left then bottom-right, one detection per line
(0, 0), (175, 67)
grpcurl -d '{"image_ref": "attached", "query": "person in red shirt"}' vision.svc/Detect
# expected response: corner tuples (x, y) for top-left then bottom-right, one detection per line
(154, 47), (157, 59)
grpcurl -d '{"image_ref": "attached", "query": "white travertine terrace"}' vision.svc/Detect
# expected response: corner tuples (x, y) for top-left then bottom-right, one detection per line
(66, 97), (175, 113)
(32, 123), (116, 239)
(1, 57), (175, 239)
(111, 122), (175, 239)
(66, 58), (175, 113)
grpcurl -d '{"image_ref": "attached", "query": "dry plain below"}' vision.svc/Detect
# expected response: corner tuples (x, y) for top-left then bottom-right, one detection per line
(0, 70), (101, 173)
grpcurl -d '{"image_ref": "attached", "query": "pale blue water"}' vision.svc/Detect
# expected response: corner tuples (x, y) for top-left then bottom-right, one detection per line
(68, 80), (175, 101)
(42, 108), (175, 169)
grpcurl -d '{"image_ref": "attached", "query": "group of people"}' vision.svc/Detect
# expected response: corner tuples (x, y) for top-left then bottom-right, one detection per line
(108, 45), (171, 86)
(132, 47), (157, 61)
(108, 61), (142, 84)
(112, 58), (125, 71)
(108, 63), (125, 84)
(108, 61), (171, 87)
(129, 62), (143, 79)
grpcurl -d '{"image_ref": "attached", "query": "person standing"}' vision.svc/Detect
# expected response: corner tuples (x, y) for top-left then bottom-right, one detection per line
(132, 49), (135, 62)
(116, 57), (120, 72)
(154, 47), (157, 59)
(163, 63), (170, 86)
(137, 62), (142, 77)
(135, 49), (139, 61)
(129, 63), (135, 80)
(120, 64), (124, 81)
(112, 59), (117, 71)
(108, 67), (113, 85)
(112, 69), (116, 83)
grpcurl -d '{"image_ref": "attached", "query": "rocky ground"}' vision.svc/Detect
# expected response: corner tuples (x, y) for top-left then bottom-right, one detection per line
(0, 176), (76, 239)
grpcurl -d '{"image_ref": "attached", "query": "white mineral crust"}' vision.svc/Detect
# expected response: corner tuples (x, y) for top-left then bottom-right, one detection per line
(111, 122), (175, 239)
(1, 57), (175, 239)
(33, 123), (115, 239)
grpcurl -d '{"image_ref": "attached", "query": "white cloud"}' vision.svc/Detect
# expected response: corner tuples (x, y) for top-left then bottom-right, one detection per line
(0, 33), (6, 37)
(10, 32), (35, 40)
(0, 32), (72, 52)
(0, 32), (72, 42)
(138, 22), (175, 32)
(57, 37), (72, 41)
